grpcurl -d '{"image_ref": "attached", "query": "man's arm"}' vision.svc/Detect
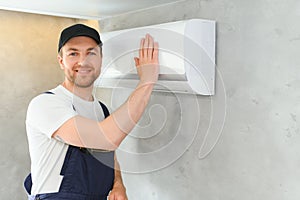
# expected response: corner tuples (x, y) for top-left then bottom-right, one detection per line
(53, 34), (159, 150)
(108, 155), (128, 200)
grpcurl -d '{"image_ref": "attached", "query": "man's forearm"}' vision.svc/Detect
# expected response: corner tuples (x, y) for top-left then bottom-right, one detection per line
(113, 157), (125, 188)
(102, 82), (154, 147)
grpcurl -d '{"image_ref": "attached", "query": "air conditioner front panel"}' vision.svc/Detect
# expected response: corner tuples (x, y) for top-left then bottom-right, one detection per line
(96, 19), (216, 95)
(100, 25), (186, 77)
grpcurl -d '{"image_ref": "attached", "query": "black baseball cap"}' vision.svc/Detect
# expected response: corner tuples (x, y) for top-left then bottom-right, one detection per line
(58, 24), (102, 52)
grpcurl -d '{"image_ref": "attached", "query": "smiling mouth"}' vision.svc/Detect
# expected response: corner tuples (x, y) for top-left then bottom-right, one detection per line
(75, 69), (92, 73)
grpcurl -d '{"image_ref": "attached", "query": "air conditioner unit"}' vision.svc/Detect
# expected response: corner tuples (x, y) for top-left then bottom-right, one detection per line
(95, 19), (216, 95)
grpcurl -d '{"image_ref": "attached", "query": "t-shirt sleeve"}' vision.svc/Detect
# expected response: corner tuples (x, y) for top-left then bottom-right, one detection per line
(26, 94), (78, 139)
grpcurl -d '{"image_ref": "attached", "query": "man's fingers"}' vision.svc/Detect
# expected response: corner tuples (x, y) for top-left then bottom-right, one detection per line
(139, 38), (145, 59)
(147, 34), (154, 59)
(134, 57), (139, 67)
(143, 34), (149, 58)
(153, 42), (159, 62)
(136, 34), (158, 66)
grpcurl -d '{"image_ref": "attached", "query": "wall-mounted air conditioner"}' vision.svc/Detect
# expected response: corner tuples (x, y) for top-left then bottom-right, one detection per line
(95, 19), (216, 95)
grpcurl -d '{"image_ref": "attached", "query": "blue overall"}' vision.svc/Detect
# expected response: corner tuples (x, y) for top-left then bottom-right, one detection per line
(24, 93), (115, 200)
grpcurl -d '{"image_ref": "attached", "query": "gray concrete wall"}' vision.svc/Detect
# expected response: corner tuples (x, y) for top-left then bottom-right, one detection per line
(1, 0), (299, 199)
(99, 0), (300, 199)
(0, 10), (98, 199)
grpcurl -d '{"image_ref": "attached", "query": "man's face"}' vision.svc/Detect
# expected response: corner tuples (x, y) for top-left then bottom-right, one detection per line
(58, 36), (102, 88)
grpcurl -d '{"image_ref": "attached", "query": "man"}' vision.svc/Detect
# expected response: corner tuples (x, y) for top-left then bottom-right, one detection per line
(24, 24), (159, 200)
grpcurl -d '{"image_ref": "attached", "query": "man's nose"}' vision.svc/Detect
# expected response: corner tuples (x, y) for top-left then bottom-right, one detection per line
(77, 55), (88, 66)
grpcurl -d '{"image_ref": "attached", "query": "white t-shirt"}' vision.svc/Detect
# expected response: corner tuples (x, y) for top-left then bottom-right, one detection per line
(26, 85), (106, 195)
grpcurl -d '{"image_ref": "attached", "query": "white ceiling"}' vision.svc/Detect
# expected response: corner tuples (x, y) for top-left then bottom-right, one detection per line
(0, 0), (184, 19)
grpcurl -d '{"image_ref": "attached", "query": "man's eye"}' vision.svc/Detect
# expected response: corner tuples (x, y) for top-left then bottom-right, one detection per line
(88, 52), (96, 55)
(68, 52), (78, 56)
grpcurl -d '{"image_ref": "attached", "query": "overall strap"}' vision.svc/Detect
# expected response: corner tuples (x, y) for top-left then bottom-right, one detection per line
(98, 101), (110, 118)
(44, 91), (55, 95)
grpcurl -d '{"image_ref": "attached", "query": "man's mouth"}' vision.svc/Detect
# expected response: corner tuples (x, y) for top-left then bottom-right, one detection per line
(75, 68), (92, 74)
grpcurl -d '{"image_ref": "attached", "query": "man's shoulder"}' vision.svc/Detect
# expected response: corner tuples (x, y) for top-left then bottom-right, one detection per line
(28, 86), (71, 109)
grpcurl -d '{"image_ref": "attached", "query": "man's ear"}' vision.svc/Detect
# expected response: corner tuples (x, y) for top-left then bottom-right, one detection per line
(57, 54), (64, 70)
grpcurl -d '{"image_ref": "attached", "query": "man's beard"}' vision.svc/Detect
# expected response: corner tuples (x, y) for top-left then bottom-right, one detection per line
(67, 73), (98, 88)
